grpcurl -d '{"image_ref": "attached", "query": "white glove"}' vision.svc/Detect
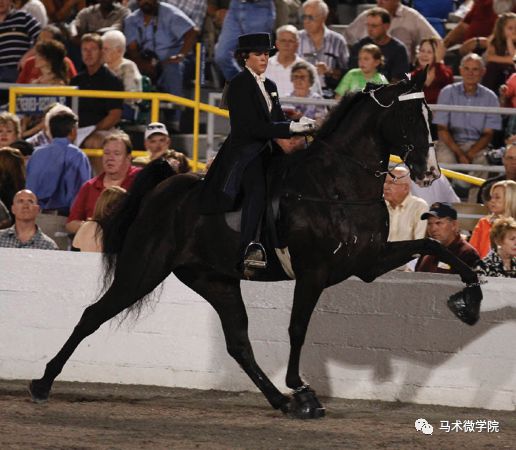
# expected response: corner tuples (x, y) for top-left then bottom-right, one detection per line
(289, 116), (316, 134)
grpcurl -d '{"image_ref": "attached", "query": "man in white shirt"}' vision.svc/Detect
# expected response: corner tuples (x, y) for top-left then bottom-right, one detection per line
(410, 175), (460, 206)
(265, 24), (321, 98)
(384, 166), (428, 242)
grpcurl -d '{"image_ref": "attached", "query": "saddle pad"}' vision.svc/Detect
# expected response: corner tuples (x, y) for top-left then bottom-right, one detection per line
(275, 247), (296, 279)
(225, 210), (241, 232)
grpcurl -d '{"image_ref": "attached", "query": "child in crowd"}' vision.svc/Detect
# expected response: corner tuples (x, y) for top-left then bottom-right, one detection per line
(334, 44), (388, 99)
(476, 216), (516, 277)
(470, 180), (516, 258)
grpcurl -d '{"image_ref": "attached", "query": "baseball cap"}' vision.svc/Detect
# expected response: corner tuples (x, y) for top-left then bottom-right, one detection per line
(421, 202), (458, 220)
(144, 122), (169, 140)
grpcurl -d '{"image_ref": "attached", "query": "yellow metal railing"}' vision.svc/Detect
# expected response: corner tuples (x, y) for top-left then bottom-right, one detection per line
(8, 43), (483, 185)
(389, 155), (484, 186)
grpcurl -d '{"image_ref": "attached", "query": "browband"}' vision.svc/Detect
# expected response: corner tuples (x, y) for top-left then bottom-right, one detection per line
(398, 92), (425, 102)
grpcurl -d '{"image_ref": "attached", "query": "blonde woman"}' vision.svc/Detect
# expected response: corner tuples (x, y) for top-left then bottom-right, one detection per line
(476, 216), (516, 277)
(470, 180), (516, 258)
(71, 186), (127, 252)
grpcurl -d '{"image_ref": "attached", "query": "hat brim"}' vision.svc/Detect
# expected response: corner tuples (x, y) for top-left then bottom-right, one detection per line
(421, 211), (457, 220)
(421, 211), (438, 220)
(145, 131), (169, 139)
(236, 46), (277, 54)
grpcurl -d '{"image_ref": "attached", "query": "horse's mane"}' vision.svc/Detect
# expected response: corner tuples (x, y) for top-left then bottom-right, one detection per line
(315, 90), (368, 140)
(101, 159), (176, 291)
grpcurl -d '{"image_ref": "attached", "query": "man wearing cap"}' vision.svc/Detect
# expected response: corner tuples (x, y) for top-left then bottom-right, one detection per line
(133, 122), (191, 172)
(201, 32), (315, 274)
(415, 202), (480, 274)
(133, 122), (171, 164)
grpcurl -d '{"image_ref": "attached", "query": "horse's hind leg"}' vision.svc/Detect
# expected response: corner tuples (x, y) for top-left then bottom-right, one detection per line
(30, 257), (172, 403)
(173, 267), (290, 413)
(361, 238), (482, 325)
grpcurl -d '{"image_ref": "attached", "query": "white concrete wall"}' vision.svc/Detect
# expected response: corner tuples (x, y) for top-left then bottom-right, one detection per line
(1, 248), (516, 410)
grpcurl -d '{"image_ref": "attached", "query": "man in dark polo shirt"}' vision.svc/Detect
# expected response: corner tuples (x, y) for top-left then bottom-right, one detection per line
(415, 202), (480, 274)
(348, 7), (409, 82)
(71, 33), (124, 149)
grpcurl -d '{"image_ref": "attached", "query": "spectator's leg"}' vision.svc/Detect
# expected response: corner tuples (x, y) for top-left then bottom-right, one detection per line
(435, 139), (458, 165)
(214, 0), (243, 81)
(214, 0), (275, 82)
(158, 61), (185, 130)
(468, 148), (489, 203)
(0, 66), (20, 104)
(241, 1), (275, 42)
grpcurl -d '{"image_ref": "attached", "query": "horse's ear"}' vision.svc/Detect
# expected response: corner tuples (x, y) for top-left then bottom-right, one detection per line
(411, 65), (428, 91)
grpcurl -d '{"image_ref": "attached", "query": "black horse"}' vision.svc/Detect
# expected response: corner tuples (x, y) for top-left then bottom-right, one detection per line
(29, 71), (483, 418)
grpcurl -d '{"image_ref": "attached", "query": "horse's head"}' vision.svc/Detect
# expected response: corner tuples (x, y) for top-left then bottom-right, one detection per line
(369, 68), (440, 187)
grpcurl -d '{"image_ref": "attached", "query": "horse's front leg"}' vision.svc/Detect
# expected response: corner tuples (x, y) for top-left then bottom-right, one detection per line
(361, 238), (482, 326)
(285, 273), (326, 419)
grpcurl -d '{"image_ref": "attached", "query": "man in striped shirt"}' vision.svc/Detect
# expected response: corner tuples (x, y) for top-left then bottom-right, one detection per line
(0, 0), (40, 82)
(297, 0), (348, 97)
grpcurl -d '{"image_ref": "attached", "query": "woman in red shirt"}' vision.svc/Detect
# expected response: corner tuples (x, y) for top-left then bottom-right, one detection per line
(17, 25), (77, 84)
(411, 37), (454, 104)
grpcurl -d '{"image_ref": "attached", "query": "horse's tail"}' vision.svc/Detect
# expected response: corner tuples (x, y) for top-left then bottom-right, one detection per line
(101, 159), (176, 292)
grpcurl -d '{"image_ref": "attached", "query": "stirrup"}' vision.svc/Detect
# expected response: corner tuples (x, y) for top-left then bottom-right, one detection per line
(243, 242), (267, 270)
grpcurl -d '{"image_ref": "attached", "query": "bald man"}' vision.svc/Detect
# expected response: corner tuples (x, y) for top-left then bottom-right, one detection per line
(383, 166), (428, 242)
(0, 190), (58, 250)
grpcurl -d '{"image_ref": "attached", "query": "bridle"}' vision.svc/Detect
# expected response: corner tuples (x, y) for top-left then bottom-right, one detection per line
(367, 87), (431, 180)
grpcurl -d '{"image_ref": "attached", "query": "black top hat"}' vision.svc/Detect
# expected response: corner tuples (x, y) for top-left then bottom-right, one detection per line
(421, 202), (458, 221)
(236, 33), (275, 53)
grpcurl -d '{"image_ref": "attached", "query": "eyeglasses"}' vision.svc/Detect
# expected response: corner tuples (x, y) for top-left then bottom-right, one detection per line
(301, 14), (320, 22)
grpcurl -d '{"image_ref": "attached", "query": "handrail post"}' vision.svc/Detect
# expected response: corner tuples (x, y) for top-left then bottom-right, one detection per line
(193, 42), (202, 172)
(8, 87), (17, 114)
(151, 97), (160, 122)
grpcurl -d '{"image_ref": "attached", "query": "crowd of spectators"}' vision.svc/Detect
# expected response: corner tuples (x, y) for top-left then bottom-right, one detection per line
(0, 0), (515, 277)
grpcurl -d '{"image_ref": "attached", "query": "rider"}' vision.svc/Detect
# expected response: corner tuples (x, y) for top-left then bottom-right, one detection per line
(200, 33), (315, 273)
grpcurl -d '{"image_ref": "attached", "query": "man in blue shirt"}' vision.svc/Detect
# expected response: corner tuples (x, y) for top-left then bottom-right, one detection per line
(125, 0), (198, 127)
(433, 53), (502, 170)
(26, 109), (92, 216)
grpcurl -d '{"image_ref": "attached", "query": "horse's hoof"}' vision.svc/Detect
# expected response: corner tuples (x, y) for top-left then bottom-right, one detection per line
(447, 285), (482, 326)
(29, 379), (50, 404)
(287, 386), (326, 419)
